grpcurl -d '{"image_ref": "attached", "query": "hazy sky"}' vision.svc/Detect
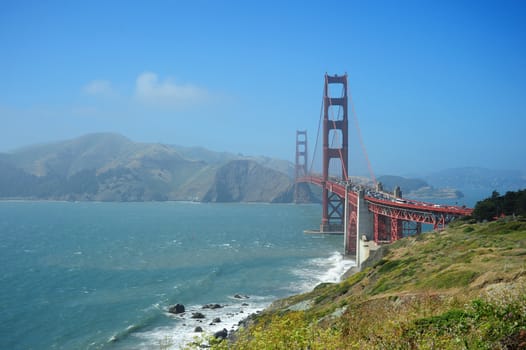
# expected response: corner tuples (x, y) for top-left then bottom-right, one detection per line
(1, 0), (525, 175)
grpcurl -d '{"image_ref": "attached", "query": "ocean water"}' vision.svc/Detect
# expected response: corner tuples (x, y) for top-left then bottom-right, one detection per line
(0, 201), (353, 349)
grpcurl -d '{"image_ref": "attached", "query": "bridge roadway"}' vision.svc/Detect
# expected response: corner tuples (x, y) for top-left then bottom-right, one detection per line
(297, 175), (473, 237)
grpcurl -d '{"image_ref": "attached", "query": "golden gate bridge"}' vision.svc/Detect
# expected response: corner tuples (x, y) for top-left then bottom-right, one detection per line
(295, 73), (472, 260)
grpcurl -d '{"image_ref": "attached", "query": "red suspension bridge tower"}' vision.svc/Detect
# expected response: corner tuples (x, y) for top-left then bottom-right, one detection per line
(321, 73), (349, 233)
(294, 130), (308, 203)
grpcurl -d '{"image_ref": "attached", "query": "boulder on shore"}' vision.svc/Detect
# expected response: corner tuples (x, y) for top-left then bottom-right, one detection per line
(214, 328), (228, 340)
(168, 304), (185, 314)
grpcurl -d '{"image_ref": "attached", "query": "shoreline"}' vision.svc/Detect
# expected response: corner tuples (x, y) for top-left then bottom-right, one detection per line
(127, 253), (357, 349)
(0, 198), (316, 205)
(176, 254), (356, 349)
(131, 297), (269, 349)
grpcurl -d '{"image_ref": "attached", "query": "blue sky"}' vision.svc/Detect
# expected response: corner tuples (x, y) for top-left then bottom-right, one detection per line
(1, 0), (525, 175)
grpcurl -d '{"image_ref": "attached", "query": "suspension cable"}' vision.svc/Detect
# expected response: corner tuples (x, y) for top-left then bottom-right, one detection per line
(308, 84), (325, 175)
(348, 84), (377, 185)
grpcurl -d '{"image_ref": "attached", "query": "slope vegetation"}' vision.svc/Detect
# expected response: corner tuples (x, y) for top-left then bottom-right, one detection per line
(207, 218), (526, 349)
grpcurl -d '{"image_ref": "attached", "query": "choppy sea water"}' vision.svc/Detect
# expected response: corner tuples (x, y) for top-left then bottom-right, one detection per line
(0, 201), (354, 349)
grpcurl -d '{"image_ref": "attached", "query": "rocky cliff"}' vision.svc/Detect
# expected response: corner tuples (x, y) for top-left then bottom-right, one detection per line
(202, 160), (293, 202)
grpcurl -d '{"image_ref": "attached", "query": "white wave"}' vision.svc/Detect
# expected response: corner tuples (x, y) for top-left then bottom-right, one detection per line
(318, 251), (356, 283)
(131, 297), (271, 349)
(291, 251), (355, 292)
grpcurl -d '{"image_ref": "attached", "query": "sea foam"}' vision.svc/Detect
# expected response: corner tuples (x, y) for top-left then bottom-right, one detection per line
(131, 297), (270, 349)
(291, 251), (356, 292)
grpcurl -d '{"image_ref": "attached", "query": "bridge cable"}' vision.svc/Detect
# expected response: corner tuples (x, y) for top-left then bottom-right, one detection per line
(308, 84), (325, 176)
(348, 84), (377, 185)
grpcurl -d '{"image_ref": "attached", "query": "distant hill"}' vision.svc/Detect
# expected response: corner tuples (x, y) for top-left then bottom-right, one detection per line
(425, 167), (526, 193)
(202, 160), (292, 202)
(9, 134), (518, 203)
(377, 175), (464, 199)
(172, 144), (294, 177)
(0, 133), (313, 203)
(9, 133), (140, 177)
(377, 175), (428, 194)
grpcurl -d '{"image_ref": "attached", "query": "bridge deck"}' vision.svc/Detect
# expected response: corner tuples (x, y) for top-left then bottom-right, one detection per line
(297, 175), (472, 217)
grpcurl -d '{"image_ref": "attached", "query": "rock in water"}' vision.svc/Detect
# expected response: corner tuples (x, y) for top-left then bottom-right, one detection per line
(168, 304), (185, 314)
(213, 317), (221, 323)
(194, 326), (203, 332)
(214, 328), (228, 340)
(191, 312), (205, 319)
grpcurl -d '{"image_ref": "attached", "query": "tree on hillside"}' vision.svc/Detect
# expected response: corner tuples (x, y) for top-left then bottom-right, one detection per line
(472, 199), (497, 221)
(472, 189), (526, 221)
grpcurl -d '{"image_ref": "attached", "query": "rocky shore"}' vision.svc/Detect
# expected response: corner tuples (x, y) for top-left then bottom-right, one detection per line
(166, 294), (260, 347)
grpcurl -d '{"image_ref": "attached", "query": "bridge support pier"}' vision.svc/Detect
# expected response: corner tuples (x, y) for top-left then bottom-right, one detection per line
(346, 190), (373, 256)
(345, 209), (356, 255)
(320, 191), (344, 233)
(357, 190), (374, 242)
(390, 218), (402, 241)
(403, 221), (422, 236)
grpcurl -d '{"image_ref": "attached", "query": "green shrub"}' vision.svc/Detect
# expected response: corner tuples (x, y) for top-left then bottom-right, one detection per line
(463, 226), (475, 233)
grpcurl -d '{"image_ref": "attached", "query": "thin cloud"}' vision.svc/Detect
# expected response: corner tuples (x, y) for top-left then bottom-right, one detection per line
(135, 72), (208, 107)
(82, 80), (114, 96)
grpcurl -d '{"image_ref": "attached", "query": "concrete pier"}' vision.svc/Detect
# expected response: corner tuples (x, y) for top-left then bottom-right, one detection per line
(357, 190), (374, 241)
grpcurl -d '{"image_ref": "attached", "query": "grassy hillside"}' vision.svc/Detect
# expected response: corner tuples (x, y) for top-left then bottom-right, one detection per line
(9, 133), (139, 176)
(172, 145), (294, 177)
(202, 160), (293, 202)
(201, 218), (526, 349)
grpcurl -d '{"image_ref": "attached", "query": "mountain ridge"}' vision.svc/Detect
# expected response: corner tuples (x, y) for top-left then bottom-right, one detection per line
(425, 166), (526, 192)
(0, 133), (300, 202)
(2, 133), (522, 203)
